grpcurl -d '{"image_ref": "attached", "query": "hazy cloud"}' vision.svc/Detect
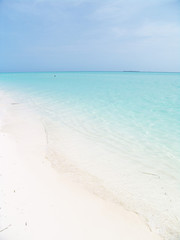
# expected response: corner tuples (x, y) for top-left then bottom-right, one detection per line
(0, 0), (179, 72)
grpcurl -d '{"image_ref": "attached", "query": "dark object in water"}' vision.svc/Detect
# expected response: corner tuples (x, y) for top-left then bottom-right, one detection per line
(54, 75), (56, 77)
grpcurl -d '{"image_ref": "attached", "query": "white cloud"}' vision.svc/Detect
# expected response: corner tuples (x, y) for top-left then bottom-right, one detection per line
(111, 22), (180, 39)
(91, 0), (179, 23)
(136, 23), (180, 38)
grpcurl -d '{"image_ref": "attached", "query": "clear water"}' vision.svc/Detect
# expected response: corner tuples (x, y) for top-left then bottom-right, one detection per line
(0, 72), (180, 239)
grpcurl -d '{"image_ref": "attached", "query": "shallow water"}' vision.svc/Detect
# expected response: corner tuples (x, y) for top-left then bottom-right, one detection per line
(0, 72), (180, 239)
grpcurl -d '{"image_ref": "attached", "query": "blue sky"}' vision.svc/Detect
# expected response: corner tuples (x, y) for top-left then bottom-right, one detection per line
(0, 0), (179, 72)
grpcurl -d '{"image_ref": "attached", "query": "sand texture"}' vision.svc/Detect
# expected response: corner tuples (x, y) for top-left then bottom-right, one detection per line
(0, 90), (162, 240)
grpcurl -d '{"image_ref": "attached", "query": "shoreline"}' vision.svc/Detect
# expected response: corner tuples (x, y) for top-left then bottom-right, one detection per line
(0, 90), (163, 240)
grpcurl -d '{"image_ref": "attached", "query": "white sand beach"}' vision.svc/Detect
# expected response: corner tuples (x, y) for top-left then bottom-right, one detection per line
(0, 90), (162, 240)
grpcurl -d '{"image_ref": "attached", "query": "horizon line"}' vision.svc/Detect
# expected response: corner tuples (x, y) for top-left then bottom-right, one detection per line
(0, 70), (180, 74)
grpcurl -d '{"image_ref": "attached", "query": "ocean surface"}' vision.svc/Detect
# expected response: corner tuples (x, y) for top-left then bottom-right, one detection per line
(0, 72), (180, 239)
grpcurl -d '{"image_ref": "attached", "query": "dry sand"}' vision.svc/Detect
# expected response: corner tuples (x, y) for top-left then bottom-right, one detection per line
(0, 90), (162, 240)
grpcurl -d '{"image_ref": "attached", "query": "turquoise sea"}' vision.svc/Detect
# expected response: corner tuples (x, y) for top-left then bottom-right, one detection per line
(0, 72), (180, 239)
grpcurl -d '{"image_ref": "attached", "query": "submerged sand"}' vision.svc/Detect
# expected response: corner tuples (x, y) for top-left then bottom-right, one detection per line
(0, 90), (162, 240)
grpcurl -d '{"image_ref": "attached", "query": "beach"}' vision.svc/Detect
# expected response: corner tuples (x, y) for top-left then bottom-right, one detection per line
(1, 0), (179, 237)
(0, 90), (164, 240)
(0, 71), (180, 240)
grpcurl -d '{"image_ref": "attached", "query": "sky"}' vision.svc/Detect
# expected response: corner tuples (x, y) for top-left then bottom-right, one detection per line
(0, 0), (180, 72)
